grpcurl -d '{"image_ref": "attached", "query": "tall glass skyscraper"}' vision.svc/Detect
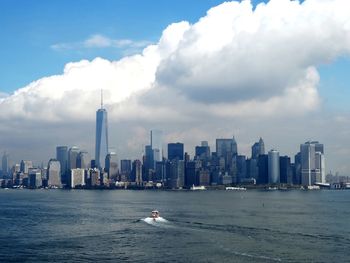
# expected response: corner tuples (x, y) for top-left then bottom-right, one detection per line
(95, 91), (109, 170)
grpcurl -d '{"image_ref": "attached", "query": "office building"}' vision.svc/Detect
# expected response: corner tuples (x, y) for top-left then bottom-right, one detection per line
(120, 160), (131, 174)
(252, 137), (265, 159)
(168, 159), (185, 189)
(268, 150), (280, 184)
(68, 146), (80, 170)
(2, 152), (9, 177)
(300, 141), (325, 186)
(258, 154), (268, 184)
(279, 156), (292, 184)
(56, 146), (68, 178)
(105, 151), (118, 180)
(71, 168), (85, 188)
(20, 160), (33, 174)
(28, 169), (42, 189)
(132, 160), (142, 185)
(95, 91), (109, 170)
(77, 151), (90, 170)
(47, 159), (61, 188)
(168, 143), (184, 161)
(236, 155), (247, 182)
(151, 130), (163, 162)
(185, 160), (201, 187)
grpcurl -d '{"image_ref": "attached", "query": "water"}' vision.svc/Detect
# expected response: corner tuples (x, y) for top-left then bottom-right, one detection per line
(0, 189), (349, 262)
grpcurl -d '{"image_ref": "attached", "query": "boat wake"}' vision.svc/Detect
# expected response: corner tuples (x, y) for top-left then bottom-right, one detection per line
(142, 217), (168, 225)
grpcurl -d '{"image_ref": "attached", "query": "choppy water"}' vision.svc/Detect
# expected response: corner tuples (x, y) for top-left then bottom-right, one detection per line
(0, 189), (349, 262)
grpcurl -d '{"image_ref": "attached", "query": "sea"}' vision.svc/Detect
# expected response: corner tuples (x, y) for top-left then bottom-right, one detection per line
(0, 189), (349, 263)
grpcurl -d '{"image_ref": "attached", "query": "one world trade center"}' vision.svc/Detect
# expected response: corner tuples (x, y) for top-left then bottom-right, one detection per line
(95, 90), (109, 170)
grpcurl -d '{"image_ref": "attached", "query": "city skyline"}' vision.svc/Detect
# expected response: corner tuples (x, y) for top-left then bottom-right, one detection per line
(1, 0), (350, 175)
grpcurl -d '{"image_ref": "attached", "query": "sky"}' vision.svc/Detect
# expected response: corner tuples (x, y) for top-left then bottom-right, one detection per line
(0, 0), (350, 175)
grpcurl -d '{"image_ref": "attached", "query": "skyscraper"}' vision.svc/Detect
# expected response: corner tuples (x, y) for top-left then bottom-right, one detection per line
(151, 130), (163, 162)
(56, 146), (68, 181)
(105, 151), (118, 180)
(2, 152), (9, 177)
(301, 141), (325, 186)
(216, 137), (237, 158)
(68, 146), (80, 171)
(95, 90), (109, 170)
(47, 159), (61, 188)
(268, 149), (280, 184)
(77, 151), (90, 169)
(252, 137), (265, 159)
(168, 143), (184, 161)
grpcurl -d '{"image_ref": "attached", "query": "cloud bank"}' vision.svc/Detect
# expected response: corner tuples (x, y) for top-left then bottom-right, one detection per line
(1, 0), (350, 173)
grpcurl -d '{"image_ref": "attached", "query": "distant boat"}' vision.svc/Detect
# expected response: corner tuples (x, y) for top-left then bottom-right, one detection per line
(190, 185), (206, 190)
(151, 210), (160, 221)
(225, 186), (246, 191)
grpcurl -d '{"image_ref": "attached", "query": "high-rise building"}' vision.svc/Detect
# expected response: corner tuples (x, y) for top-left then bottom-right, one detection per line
(216, 137), (237, 158)
(216, 136), (237, 172)
(120, 160), (132, 174)
(294, 152), (302, 185)
(28, 169), (42, 189)
(300, 141), (325, 186)
(279, 156), (292, 184)
(70, 168), (85, 188)
(95, 91), (109, 170)
(2, 152), (9, 177)
(185, 160), (201, 187)
(151, 130), (163, 162)
(268, 149), (280, 184)
(258, 154), (268, 184)
(77, 151), (90, 170)
(195, 144), (210, 161)
(56, 146), (68, 182)
(47, 159), (61, 188)
(236, 155), (247, 182)
(144, 145), (154, 171)
(68, 146), (80, 170)
(132, 160), (142, 185)
(105, 151), (118, 180)
(252, 138), (265, 159)
(20, 160), (33, 174)
(168, 143), (184, 161)
(168, 159), (185, 189)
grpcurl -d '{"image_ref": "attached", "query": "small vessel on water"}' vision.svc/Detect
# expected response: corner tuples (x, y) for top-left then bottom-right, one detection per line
(151, 210), (160, 221)
(225, 186), (246, 191)
(190, 185), (206, 190)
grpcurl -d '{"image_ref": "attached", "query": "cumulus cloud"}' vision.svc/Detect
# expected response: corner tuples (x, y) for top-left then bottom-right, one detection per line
(1, 0), (350, 172)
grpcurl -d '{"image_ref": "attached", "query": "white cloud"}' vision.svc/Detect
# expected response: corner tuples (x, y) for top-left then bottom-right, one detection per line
(51, 34), (152, 51)
(2, 0), (350, 173)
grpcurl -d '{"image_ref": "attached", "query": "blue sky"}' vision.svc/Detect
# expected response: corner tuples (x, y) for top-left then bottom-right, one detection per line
(1, 0), (348, 109)
(0, 0), (269, 93)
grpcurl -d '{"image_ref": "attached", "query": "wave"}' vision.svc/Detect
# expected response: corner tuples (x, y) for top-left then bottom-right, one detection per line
(142, 217), (168, 225)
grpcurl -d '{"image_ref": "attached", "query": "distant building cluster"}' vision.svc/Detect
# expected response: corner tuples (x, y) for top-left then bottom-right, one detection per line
(0, 92), (334, 190)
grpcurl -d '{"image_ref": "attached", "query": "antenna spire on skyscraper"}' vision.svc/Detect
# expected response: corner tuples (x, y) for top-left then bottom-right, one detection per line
(101, 89), (103, 109)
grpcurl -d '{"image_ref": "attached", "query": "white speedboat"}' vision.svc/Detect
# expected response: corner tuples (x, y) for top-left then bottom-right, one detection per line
(151, 210), (160, 221)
